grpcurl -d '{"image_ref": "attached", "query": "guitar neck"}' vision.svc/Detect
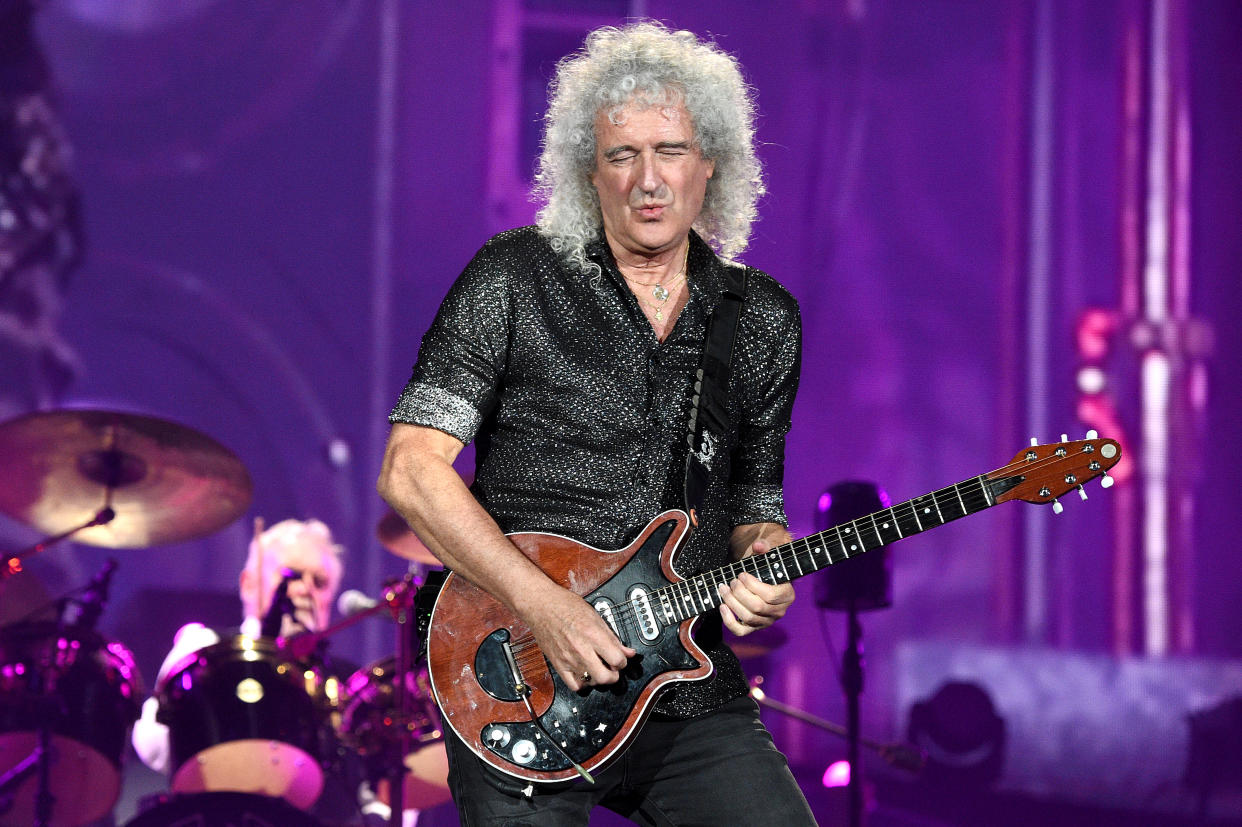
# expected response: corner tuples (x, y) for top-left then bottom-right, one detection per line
(656, 472), (1016, 625)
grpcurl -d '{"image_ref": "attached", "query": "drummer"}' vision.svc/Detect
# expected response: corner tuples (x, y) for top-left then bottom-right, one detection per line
(130, 518), (344, 775)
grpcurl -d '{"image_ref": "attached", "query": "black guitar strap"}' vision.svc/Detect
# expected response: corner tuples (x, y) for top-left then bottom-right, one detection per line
(683, 263), (748, 525)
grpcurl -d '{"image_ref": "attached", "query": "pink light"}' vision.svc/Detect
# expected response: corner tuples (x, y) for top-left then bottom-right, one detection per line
(822, 760), (851, 788)
(817, 493), (832, 513)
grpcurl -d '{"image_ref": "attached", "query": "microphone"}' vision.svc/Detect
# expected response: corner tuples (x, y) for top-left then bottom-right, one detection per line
(73, 558), (118, 630)
(260, 569), (297, 638)
(337, 589), (379, 617)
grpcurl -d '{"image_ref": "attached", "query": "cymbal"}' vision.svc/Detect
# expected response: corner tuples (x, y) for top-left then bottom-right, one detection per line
(0, 409), (252, 548)
(376, 509), (440, 566)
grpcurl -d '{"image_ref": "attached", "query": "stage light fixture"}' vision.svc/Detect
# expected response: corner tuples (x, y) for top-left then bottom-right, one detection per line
(906, 680), (1005, 789)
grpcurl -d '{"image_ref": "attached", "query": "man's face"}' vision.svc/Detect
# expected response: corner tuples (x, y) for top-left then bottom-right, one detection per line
(590, 101), (715, 260)
(244, 536), (341, 634)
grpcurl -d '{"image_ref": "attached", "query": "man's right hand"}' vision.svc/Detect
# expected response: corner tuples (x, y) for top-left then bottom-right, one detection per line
(519, 583), (636, 692)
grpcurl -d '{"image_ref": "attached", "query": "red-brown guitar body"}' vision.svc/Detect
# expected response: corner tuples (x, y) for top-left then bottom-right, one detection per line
(426, 437), (1123, 784)
(426, 509), (703, 783)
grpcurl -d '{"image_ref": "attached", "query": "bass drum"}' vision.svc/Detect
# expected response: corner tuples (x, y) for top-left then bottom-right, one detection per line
(0, 621), (143, 827)
(123, 791), (323, 827)
(338, 657), (451, 809)
(157, 635), (326, 810)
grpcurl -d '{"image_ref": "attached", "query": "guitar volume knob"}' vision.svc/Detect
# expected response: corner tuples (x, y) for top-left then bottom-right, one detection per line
(511, 739), (537, 764)
(486, 726), (511, 748)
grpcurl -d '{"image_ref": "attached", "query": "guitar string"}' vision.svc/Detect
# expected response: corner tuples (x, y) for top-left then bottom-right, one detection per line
(503, 443), (1107, 675)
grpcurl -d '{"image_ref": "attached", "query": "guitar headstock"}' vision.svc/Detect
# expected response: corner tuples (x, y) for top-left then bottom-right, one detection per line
(988, 431), (1122, 508)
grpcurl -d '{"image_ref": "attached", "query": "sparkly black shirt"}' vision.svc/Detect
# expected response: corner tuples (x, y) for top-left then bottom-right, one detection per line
(390, 226), (802, 717)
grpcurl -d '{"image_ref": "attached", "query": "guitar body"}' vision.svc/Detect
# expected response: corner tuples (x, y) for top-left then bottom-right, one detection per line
(425, 435), (1123, 785)
(426, 509), (710, 783)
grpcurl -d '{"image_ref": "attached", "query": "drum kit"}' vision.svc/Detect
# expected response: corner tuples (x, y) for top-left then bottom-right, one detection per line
(0, 409), (451, 826)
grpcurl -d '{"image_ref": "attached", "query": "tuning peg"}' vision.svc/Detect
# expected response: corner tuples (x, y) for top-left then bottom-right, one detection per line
(1078, 486), (1088, 502)
(1086, 429), (1099, 440)
(1061, 433), (1069, 443)
(1052, 499), (1064, 514)
(1100, 473), (1114, 489)
(1030, 437), (1039, 446)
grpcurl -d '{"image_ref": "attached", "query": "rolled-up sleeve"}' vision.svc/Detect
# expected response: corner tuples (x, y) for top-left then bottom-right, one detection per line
(389, 243), (512, 444)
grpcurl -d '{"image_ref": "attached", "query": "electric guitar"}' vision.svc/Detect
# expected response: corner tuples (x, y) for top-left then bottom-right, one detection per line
(426, 434), (1122, 783)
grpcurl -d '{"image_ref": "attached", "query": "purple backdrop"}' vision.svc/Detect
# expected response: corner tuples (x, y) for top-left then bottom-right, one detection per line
(2, 0), (1240, 823)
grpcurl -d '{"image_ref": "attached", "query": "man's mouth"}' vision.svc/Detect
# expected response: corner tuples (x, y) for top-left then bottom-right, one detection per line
(637, 204), (665, 219)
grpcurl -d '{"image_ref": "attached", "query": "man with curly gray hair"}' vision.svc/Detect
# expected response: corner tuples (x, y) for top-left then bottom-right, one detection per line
(534, 22), (764, 282)
(381, 21), (814, 825)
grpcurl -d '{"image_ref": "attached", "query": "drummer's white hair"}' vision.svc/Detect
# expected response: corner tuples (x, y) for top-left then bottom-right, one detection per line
(244, 518), (343, 572)
(534, 21), (765, 278)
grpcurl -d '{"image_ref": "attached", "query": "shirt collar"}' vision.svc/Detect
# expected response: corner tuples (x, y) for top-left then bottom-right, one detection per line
(587, 229), (732, 315)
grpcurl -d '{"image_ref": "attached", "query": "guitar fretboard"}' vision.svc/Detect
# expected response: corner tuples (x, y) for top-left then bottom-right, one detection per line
(650, 474), (996, 626)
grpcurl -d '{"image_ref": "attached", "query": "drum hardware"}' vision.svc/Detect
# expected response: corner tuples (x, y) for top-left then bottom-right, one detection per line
(280, 574), (451, 820)
(156, 635), (329, 811)
(0, 663), (55, 826)
(4, 507), (117, 581)
(378, 574), (419, 826)
(0, 618), (143, 826)
(121, 791), (325, 826)
(0, 409), (253, 572)
(1, 558), (132, 827)
(337, 657), (450, 813)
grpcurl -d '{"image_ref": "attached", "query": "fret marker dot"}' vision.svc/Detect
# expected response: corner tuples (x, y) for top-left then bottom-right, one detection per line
(923, 508), (931, 514)
(850, 545), (857, 551)
(882, 522), (889, 528)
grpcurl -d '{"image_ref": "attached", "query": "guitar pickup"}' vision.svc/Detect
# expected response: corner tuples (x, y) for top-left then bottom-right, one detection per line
(595, 589), (660, 646)
(594, 599), (624, 642)
(628, 587), (660, 643)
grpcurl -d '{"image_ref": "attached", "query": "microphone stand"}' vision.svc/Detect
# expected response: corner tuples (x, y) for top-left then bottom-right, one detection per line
(843, 602), (864, 827)
(748, 677), (925, 776)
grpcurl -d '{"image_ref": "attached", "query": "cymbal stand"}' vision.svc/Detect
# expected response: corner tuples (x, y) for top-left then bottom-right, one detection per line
(0, 621), (67, 826)
(3, 506), (115, 580)
(388, 574), (417, 827)
(0, 720), (49, 822)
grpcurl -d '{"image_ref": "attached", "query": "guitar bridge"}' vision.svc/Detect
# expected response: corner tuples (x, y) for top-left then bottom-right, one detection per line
(502, 636), (529, 697)
(475, 628), (529, 702)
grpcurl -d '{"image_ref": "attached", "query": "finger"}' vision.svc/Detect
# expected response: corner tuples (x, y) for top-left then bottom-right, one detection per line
(718, 582), (759, 627)
(737, 572), (793, 607)
(717, 599), (755, 636)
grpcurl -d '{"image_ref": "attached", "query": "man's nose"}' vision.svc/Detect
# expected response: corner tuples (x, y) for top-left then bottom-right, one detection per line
(637, 153), (661, 193)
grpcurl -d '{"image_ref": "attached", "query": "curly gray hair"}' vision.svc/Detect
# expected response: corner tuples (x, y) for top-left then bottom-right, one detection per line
(534, 22), (765, 277)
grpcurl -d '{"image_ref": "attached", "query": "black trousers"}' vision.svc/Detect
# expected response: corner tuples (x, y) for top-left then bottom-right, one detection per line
(444, 696), (818, 826)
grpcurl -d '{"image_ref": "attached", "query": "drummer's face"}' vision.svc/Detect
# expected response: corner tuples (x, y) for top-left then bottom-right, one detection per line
(263, 542), (341, 633)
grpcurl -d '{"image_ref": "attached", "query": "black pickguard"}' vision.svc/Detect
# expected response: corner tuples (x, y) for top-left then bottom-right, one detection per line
(478, 518), (699, 773)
